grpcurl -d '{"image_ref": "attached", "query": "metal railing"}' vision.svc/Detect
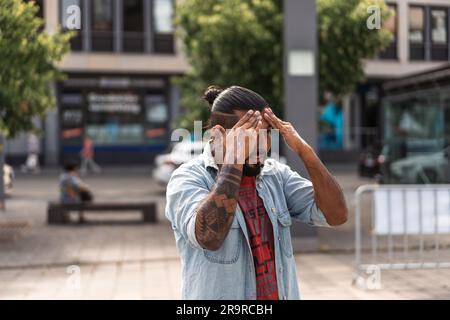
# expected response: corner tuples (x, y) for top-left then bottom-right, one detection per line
(355, 184), (450, 278)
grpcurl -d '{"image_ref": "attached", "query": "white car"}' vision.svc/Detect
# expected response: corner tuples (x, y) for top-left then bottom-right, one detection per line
(390, 146), (450, 183)
(3, 164), (15, 194)
(152, 141), (205, 185)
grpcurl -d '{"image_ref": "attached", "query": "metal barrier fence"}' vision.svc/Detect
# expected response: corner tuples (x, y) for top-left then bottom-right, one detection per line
(355, 184), (450, 279)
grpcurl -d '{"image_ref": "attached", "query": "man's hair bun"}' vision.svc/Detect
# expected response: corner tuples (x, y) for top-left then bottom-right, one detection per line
(203, 85), (224, 107)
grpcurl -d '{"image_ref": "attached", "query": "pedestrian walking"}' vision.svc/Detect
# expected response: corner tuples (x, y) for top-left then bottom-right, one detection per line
(80, 135), (101, 176)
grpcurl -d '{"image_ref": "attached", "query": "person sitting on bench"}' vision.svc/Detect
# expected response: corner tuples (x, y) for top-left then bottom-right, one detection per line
(60, 161), (94, 223)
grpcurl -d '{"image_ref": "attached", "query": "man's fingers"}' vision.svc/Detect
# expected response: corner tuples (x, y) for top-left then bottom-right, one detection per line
(263, 111), (282, 130)
(233, 110), (254, 129)
(241, 111), (261, 129)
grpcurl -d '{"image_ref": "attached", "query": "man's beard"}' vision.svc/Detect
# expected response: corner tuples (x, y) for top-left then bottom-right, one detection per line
(242, 163), (263, 177)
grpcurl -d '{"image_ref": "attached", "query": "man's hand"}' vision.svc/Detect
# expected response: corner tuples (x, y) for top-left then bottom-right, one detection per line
(211, 110), (262, 165)
(263, 107), (310, 156)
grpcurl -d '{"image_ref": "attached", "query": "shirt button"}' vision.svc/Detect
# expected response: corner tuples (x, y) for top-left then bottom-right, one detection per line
(272, 208), (276, 213)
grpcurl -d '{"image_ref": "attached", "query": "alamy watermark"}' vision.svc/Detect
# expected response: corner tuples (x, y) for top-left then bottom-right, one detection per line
(354, 264), (382, 290)
(366, 5), (382, 30)
(62, 3), (81, 30)
(66, 265), (81, 291)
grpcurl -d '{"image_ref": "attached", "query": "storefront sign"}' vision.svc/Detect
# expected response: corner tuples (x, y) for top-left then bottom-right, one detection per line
(88, 93), (141, 114)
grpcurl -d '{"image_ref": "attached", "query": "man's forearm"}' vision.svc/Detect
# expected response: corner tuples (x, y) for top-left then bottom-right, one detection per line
(194, 164), (243, 250)
(297, 144), (348, 226)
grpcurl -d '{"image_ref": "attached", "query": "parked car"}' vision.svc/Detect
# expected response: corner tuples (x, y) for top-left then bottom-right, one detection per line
(152, 141), (205, 185)
(389, 146), (450, 184)
(3, 164), (15, 194)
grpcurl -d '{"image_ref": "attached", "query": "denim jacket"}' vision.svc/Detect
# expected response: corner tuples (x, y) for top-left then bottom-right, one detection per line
(165, 143), (330, 300)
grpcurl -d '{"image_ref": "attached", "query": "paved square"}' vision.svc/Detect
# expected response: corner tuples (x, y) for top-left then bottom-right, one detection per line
(0, 169), (449, 299)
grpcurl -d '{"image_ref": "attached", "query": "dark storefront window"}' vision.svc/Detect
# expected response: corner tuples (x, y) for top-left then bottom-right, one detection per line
(380, 4), (397, 60)
(123, 0), (144, 52)
(59, 78), (171, 164)
(60, 0), (83, 51)
(91, 0), (114, 52)
(153, 0), (174, 53)
(86, 92), (144, 145)
(430, 8), (448, 61)
(382, 91), (449, 184)
(409, 6), (425, 60)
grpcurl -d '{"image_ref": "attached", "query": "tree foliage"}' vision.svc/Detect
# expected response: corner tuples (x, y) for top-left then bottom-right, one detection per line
(173, 0), (283, 130)
(318, 0), (393, 101)
(173, 0), (393, 129)
(0, 0), (72, 137)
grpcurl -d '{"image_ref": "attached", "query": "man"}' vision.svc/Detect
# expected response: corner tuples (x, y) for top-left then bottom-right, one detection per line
(60, 161), (93, 223)
(166, 86), (347, 300)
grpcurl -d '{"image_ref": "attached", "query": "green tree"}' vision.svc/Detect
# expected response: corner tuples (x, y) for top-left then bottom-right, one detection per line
(0, 0), (71, 207)
(173, 0), (283, 130)
(174, 0), (393, 129)
(0, 0), (71, 136)
(318, 0), (393, 101)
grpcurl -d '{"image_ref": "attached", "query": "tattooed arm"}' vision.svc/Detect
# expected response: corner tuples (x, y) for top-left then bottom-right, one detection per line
(194, 164), (243, 251)
(194, 110), (262, 251)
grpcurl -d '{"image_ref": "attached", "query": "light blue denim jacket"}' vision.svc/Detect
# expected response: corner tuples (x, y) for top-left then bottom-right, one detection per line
(165, 143), (330, 300)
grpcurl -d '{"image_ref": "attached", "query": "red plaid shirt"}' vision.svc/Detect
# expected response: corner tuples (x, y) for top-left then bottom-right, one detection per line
(238, 176), (279, 300)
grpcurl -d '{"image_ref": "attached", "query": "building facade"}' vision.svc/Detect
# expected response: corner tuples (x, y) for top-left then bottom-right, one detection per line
(6, 0), (189, 165)
(7, 0), (450, 166)
(320, 0), (450, 161)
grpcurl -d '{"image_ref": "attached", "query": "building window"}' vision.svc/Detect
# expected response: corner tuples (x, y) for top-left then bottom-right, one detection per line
(409, 6), (425, 60)
(123, 0), (144, 52)
(380, 4), (397, 60)
(60, 0), (83, 51)
(153, 0), (174, 53)
(91, 0), (114, 52)
(430, 8), (448, 61)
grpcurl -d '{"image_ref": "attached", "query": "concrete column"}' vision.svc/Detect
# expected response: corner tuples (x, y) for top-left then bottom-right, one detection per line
(343, 95), (352, 151)
(397, 0), (409, 63)
(144, 0), (153, 53)
(169, 84), (180, 129)
(114, 0), (123, 52)
(425, 6), (431, 61)
(82, 0), (91, 51)
(44, 0), (59, 34)
(284, 0), (317, 171)
(44, 84), (60, 167)
(284, 0), (318, 241)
